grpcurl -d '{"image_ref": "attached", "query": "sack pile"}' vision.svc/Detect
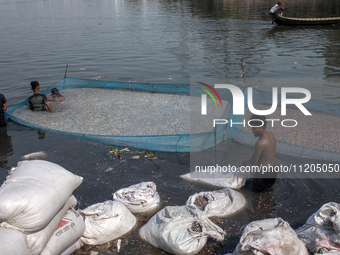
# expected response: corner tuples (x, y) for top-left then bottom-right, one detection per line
(113, 181), (160, 213)
(0, 160), (83, 255)
(0, 227), (31, 255)
(0, 161), (144, 255)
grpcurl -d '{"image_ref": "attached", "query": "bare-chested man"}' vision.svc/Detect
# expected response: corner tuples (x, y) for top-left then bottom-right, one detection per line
(242, 114), (277, 192)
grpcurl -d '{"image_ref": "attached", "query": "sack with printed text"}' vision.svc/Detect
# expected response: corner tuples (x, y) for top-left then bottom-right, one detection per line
(0, 160), (83, 233)
(41, 207), (85, 255)
(23, 196), (77, 255)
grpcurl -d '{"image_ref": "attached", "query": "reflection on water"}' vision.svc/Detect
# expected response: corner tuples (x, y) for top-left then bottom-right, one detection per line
(0, 127), (13, 169)
(245, 188), (277, 221)
(38, 130), (46, 140)
(1, 0), (339, 105)
(0, 0), (340, 253)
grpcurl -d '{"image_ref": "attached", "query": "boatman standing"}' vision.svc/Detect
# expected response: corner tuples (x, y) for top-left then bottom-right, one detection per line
(269, 2), (287, 16)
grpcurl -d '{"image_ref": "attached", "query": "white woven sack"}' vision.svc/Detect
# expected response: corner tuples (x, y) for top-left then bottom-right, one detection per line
(233, 218), (308, 255)
(24, 195), (77, 255)
(80, 200), (137, 245)
(60, 239), (83, 255)
(186, 188), (246, 218)
(296, 202), (340, 254)
(0, 160), (83, 233)
(113, 181), (160, 213)
(180, 168), (251, 189)
(0, 227), (31, 255)
(139, 205), (226, 255)
(41, 207), (85, 255)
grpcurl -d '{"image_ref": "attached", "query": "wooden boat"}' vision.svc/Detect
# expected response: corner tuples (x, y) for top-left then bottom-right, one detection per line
(265, 10), (340, 26)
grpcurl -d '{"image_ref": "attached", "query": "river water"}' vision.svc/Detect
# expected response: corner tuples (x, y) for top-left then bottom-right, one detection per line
(0, 0), (340, 254)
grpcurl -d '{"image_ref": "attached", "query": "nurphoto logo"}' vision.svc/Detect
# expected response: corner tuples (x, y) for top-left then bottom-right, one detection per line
(200, 84), (312, 128)
(198, 82), (223, 115)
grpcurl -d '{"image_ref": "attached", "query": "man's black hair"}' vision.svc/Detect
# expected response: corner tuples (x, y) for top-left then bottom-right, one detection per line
(249, 114), (267, 128)
(277, 2), (282, 5)
(30, 81), (40, 90)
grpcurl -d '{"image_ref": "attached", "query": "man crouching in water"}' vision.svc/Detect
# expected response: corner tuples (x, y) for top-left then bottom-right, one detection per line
(242, 114), (277, 192)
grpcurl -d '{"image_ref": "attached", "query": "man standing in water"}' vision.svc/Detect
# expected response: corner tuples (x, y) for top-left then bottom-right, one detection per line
(28, 81), (53, 112)
(242, 114), (277, 192)
(0, 93), (7, 127)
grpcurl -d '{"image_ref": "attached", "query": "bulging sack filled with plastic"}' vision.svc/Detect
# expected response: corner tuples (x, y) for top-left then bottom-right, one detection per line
(186, 188), (246, 218)
(113, 181), (160, 213)
(23, 195), (77, 255)
(139, 205), (226, 255)
(79, 200), (136, 245)
(41, 207), (85, 255)
(0, 227), (32, 255)
(232, 218), (308, 255)
(296, 202), (340, 254)
(0, 160), (83, 233)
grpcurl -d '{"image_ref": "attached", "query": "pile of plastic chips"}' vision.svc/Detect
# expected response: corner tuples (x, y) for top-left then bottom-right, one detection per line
(191, 222), (203, 232)
(194, 195), (209, 211)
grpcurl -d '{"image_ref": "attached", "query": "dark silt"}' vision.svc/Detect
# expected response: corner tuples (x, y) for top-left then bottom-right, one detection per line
(1, 123), (339, 254)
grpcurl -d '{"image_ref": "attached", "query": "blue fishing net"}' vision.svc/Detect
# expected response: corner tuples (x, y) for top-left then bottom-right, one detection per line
(6, 78), (233, 152)
(5, 78), (340, 162)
